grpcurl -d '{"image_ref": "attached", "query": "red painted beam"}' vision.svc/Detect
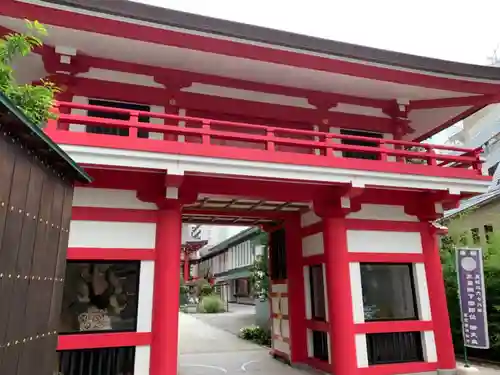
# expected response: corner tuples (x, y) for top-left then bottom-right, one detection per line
(67, 247), (155, 260)
(410, 95), (500, 110)
(57, 332), (151, 350)
(71, 207), (157, 223)
(354, 320), (433, 334)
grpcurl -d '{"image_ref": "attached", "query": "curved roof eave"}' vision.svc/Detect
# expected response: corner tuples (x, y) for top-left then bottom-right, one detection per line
(43, 0), (500, 82)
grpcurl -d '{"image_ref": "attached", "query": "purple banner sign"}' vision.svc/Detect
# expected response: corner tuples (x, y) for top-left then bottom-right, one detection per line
(456, 248), (489, 349)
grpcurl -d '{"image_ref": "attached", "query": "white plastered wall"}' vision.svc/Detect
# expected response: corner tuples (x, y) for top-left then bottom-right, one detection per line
(70, 187), (157, 372)
(134, 345), (151, 375)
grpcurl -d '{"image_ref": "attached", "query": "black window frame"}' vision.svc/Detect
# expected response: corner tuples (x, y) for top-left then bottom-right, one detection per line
(360, 263), (419, 322)
(59, 260), (141, 335)
(340, 129), (384, 160)
(57, 346), (136, 375)
(311, 330), (329, 362)
(87, 98), (151, 139)
(366, 331), (424, 365)
(309, 264), (326, 321)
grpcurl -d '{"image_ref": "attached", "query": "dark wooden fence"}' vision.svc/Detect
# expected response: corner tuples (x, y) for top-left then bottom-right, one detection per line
(0, 92), (90, 375)
(0, 131), (74, 374)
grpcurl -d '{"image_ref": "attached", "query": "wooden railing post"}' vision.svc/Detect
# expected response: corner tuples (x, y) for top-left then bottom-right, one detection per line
(378, 140), (387, 162)
(202, 120), (211, 144)
(266, 127), (275, 151)
(45, 103), (59, 132)
(426, 146), (437, 167)
(325, 134), (335, 157)
(129, 111), (139, 138)
(472, 148), (483, 175)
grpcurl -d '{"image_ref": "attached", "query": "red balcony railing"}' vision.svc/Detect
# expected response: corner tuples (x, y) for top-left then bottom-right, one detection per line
(45, 101), (485, 178)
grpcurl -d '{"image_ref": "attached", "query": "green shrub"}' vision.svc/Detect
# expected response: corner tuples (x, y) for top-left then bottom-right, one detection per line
(200, 282), (213, 297)
(239, 325), (271, 346)
(198, 295), (225, 313)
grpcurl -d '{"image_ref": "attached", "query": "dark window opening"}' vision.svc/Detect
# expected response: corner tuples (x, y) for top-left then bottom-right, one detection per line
(235, 278), (250, 296)
(471, 228), (480, 245)
(60, 261), (140, 334)
(340, 129), (383, 160)
(312, 330), (329, 362)
(367, 332), (424, 365)
(57, 347), (135, 375)
(484, 224), (494, 243)
(87, 99), (150, 138)
(270, 228), (287, 280)
(361, 263), (418, 321)
(309, 265), (326, 321)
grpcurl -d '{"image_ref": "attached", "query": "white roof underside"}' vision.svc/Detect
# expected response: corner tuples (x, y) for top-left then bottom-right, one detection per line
(0, 14), (488, 140)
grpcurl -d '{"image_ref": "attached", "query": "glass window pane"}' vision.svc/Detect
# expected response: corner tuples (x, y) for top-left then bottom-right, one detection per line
(367, 332), (424, 365)
(360, 263), (417, 321)
(309, 265), (326, 321)
(60, 261), (140, 334)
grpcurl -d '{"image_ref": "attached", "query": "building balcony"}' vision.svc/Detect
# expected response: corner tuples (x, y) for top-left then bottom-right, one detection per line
(44, 101), (489, 193)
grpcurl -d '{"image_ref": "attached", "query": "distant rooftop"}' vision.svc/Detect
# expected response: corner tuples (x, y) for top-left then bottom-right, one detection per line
(442, 187), (500, 220)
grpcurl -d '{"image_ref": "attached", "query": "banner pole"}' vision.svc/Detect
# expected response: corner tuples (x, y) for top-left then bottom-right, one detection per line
(463, 343), (470, 368)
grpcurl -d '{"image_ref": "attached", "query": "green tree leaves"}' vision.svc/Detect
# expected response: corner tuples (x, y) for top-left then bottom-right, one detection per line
(0, 20), (59, 127)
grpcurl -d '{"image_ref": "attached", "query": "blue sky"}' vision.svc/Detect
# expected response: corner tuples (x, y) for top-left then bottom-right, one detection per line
(137, 0), (500, 143)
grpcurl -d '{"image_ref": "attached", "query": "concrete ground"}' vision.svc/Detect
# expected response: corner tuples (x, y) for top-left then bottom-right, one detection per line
(180, 303), (499, 375)
(190, 302), (256, 336)
(178, 312), (310, 375)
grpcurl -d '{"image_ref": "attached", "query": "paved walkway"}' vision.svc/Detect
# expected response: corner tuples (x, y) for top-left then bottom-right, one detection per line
(178, 312), (309, 375)
(180, 304), (500, 375)
(191, 303), (256, 336)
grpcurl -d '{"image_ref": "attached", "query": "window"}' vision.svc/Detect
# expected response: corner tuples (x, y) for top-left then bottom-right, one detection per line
(57, 347), (135, 375)
(309, 265), (326, 321)
(360, 263), (418, 321)
(60, 261), (140, 334)
(367, 332), (424, 365)
(270, 228), (287, 280)
(471, 228), (480, 245)
(311, 330), (329, 361)
(87, 99), (150, 138)
(340, 129), (383, 160)
(235, 278), (250, 296)
(484, 224), (494, 243)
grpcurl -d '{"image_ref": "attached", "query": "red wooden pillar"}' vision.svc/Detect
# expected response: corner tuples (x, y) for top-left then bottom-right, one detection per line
(150, 202), (182, 375)
(183, 249), (190, 282)
(285, 215), (308, 363)
(316, 197), (357, 375)
(422, 224), (456, 371)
